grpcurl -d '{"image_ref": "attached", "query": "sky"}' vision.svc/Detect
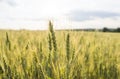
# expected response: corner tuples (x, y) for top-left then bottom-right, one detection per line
(0, 0), (120, 30)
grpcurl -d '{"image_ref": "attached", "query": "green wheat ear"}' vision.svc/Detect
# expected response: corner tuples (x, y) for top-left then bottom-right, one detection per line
(66, 33), (70, 62)
(48, 33), (52, 64)
(6, 32), (11, 50)
(49, 21), (57, 52)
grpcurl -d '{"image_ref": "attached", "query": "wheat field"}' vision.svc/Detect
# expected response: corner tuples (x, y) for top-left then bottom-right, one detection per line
(0, 22), (120, 79)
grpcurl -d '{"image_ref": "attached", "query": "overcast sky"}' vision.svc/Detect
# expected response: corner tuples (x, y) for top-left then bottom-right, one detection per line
(0, 0), (120, 30)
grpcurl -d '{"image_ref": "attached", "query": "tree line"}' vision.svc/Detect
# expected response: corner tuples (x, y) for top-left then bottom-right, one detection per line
(102, 27), (120, 32)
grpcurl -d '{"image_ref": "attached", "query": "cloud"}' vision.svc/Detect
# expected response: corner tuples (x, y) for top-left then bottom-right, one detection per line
(7, 0), (17, 6)
(0, 0), (17, 6)
(69, 10), (120, 21)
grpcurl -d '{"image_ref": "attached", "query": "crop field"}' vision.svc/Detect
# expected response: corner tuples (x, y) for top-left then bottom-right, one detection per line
(0, 22), (120, 79)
